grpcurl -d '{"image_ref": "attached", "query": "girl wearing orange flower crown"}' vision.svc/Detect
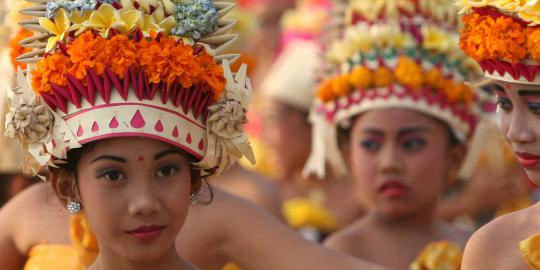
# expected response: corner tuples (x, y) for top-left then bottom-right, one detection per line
(457, 1), (540, 269)
(0, 0), (395, 270)
(300, 0), (485, 269)
(2, 0), (256, 268)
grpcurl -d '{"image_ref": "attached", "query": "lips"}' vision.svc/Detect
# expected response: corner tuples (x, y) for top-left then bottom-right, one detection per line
(515, 152), (540, 169)
(378, 180), (409, 198)
(126, 225), (166, 241)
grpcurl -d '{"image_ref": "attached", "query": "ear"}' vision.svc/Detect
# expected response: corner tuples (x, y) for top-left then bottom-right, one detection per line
(53, 169), (81, 207)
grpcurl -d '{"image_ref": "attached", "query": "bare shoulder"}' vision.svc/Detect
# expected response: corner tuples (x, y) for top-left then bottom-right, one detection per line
(324, 221), (365, 254)
(462, 205), (540, 270)
(0, 183), (69, 252)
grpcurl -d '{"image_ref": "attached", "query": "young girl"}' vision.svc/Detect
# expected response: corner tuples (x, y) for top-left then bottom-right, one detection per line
(301, 0), (483, 269)
(260, 0), (361, 241)
(4, 0), (255, 268)
(457, 1), (540, 269)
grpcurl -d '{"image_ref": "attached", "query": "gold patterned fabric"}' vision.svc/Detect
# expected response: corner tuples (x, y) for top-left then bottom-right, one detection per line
(23, 214), (98, 270)
(520, 234), (540, 269)
(409, 241), (462, 270)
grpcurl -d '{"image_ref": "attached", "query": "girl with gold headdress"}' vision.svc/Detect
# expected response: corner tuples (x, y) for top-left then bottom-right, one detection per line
(301, 0), (484, 269)
(455, 1), (540, 269)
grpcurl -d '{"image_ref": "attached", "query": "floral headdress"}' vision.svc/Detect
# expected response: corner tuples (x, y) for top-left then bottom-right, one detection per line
(457, 0), (540, 84)
(5, 0), (255, 177)
(303, 0), (484, 178)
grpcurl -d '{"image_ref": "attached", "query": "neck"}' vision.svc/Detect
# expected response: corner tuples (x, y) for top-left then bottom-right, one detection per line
(364, 202), (439, 234)
(91, 242), (192, 270)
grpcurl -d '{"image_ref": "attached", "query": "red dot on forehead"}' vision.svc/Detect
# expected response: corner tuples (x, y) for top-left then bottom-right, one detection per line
(138, 156), (144, 162)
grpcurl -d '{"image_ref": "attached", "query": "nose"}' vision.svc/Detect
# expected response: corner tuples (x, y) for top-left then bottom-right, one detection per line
(127, 180), (161, 216)
(505, 111), (535, 145)
(379, 143), (404, 175)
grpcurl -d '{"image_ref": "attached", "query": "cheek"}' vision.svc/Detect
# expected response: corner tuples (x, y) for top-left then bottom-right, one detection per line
(77, 176), (120, 236)
(499, 111), (511, 137)
(349, 144), (377, 187)
(163, 173), (192, 228)
(405, 146), (448, 191)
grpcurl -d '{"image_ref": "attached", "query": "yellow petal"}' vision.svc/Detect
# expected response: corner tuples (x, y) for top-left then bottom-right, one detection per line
(160, 16), (176, 34)
(39, 17), (59, 35)
(121, 10), (141, 27)
(112, 22), (129, 34)
(96, 4), (117, 26)
(70, 10), (91, 24)
(46, 36), (60, 52)
(54, 9), (70, 33)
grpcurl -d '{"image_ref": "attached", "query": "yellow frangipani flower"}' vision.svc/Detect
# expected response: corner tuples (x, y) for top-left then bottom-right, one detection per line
(519, 0), (540, 25)
(116, 9), (142, 34)
(136, 14), (176, 36)
(492, 0), (528, 11)
(83, 4), (141, 37)
(39, 8), (71, 52)
(422, 26), (457, 53)
(69, 10), (92, 35)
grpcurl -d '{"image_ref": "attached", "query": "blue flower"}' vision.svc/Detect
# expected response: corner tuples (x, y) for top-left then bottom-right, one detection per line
(171, 0), (218, 40)
(45, 0), (116, 18)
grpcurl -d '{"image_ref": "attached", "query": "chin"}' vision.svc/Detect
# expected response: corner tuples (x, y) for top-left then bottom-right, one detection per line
(523, 169), (540, 185)
(122, 242), (172, 262)
(377, 205), (414, 221)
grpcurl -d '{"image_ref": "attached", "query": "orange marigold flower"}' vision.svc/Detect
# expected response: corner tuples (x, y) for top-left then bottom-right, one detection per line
(166, 39), (200, 88)
(102, 34), (138, 78)
(527, 28), (540, 63)
(332, 75), (353, 97)
(395, 57), (424, 90)
(137, 38), (168, 84)
(9, 29), (33, 70)
(460, 13), (492, 61)
(349, 66), (372, 89)
(373, 67), (394, 87)
(197, 53), (225, 100)
(424, 69), (445, 90)
(444, 80), (474, 106)
(31, 53), (72, 94)
(317, 79), (336, 102)
(67, 31), (107, 79)
(488, 16), (527, 62)
(461, 13), (528, 63)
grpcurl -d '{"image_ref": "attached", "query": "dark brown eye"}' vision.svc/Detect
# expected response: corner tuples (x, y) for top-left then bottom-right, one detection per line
(156, 165), (179, 177)
(101, 170), (125, 182)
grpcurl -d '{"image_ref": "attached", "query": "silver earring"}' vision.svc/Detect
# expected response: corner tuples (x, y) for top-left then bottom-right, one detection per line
(67, 201), (81, 214)
(190, 193), (198, 205)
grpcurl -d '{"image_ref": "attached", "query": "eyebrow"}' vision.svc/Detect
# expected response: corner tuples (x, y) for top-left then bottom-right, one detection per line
(90, 155), (126, 164)
(154, 150), (185, 160)
(518, 90), (540, 97)
(493, 84), (506, 94)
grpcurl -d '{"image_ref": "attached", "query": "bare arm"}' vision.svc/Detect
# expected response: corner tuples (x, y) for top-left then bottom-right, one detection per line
(214, 191), (390, 270)
(0, 186), (30, 269)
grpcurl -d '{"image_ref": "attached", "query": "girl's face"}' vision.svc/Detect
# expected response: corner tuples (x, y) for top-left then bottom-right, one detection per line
(76, 137), (192, 262)
(348, 109), (461, 220)
(495, 82), (540, 183)
(262, 99), (311, 177)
